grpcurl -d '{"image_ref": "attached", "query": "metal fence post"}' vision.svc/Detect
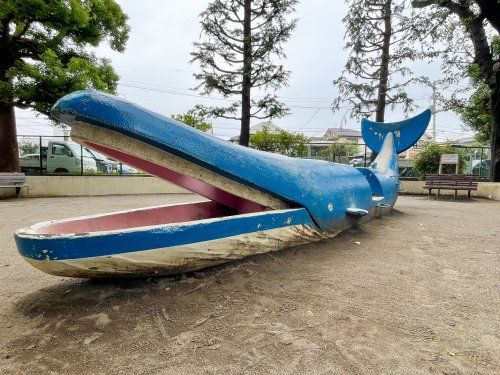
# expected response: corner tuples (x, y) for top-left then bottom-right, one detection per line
(479, 147), (484, 178)
(80, 145), (84, 176)
(39, 136), (43, 175)
(363, 145), (367, 167)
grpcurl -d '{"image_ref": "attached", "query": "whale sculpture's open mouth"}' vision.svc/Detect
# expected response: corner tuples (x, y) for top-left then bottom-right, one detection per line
(15, 90), (430, 278)
(24, 125), (289, 237)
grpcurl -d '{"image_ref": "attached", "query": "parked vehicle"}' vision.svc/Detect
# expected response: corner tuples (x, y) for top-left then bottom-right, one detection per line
(472, 159), (491, 177)
(20, 141), (97, 174)
(349, 156), (370, 167)
(349, 151), (372, 167)
(399, 166), (419, 178)
(84, 147), (117, 173)
(116, 163), (138, 174)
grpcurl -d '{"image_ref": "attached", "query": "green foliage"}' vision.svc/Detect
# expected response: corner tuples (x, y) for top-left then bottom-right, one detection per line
(333, 0), (426, 120)
(457, 83), (491, 144)
(414, 143), (466, 178)
(249, 126), (309, 157)
(447, 36), (499, 144)
(18, 141), (38, 155)
(191, 0), (297, 123)
(171, 108), (212, 132)
(319, 140), (359, 160)
(0, 0), (130, 115)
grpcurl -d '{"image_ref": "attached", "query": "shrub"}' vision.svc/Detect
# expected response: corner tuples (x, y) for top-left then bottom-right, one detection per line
(250, 126), (309, 157)
(414, 144), (466, 179)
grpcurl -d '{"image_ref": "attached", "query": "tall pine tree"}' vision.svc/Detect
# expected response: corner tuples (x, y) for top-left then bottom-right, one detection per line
(332, 0), (423, 125)
(191, 0), (297, 146)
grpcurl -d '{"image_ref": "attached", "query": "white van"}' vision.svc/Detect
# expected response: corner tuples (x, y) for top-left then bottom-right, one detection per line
(20, 141), (97, 174)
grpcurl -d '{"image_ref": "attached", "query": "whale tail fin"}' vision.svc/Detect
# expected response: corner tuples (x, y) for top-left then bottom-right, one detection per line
(361, 109), (431, 172)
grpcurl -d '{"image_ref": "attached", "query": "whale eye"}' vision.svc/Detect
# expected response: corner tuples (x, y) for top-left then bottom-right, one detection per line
(327, 203), (334, 212)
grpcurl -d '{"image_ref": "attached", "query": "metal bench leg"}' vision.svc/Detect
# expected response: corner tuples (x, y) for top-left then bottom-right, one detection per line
(468, 190), (471, 199)
(454, 190), (457, 199)
(437, 189), (440, 197)
(15, 187), (21, 198)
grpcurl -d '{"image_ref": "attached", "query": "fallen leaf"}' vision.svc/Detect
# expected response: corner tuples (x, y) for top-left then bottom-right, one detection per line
(83, 333), (102, 345)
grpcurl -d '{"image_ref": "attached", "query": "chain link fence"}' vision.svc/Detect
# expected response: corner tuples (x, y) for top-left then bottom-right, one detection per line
(17, 135), (492, 180)
(17, 135), (144, 176)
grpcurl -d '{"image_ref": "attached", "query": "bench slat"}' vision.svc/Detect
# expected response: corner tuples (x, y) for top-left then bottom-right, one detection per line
(0, 184), (29, 188)
(423, 174), (479, 198)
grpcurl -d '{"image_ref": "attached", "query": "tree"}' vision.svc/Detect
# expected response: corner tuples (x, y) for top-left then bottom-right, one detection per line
(171, 108), (212, 132)
(0, 0), (130, 172)
(412, 0), (500, 181)
(319, 139), (360, 163)
(414, 143), (466, 178)
(445, 36), (499, 145)
(459, 83), (492, 144)
(18, 140), (38, 156)
(191, 0), (297, 147)
(333, 0), (424, 126)
(249, 126), (309, 157)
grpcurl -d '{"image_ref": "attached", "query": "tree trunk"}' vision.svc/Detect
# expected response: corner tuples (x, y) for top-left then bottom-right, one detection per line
(490, 64), (500, 182)
(371, 0), (392, 161)
(474, 0), (500, 33)
(0, 101), (20, 172)
(239, 0), (252, 147)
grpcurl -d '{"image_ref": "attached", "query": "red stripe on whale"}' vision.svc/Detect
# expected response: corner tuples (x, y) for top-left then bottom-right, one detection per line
(84, 141), (269, 214)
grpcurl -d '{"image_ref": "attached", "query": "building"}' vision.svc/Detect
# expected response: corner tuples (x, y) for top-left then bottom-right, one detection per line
(323, 128), (363, 143)
(399, 132), (432, 160)
(307, 127), (365, 158)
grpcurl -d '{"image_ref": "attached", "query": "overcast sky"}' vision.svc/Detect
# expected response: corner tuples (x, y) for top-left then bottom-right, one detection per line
(17, 0), (473, 141)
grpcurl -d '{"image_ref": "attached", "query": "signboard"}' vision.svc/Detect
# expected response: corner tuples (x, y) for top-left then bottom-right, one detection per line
(440, 154), (459, 164)
(439, 153), (459, 174)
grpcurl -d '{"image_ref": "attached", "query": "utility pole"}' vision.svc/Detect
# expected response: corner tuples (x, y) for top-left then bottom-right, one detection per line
(431, 83), (436, 142)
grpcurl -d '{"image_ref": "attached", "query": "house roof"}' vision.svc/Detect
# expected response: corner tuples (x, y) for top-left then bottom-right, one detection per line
(229, 121), (283, 142)
(249, 121), (282, 133)
(324, 128), (362, 138)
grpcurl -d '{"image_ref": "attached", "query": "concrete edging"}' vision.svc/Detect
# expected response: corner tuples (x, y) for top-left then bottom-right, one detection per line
(18, 175), (191, 198)
(1, 176), (499, 201)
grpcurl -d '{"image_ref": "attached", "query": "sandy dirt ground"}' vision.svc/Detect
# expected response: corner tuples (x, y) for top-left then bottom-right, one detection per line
(0, 194), (499, 374)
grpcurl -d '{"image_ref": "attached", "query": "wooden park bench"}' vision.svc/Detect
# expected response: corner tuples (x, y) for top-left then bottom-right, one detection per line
(423, 174), (479, 199)
(0, 173), (28, 198)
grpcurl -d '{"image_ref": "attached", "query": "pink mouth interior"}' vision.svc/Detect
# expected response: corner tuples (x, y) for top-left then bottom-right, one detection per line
(37, 201), (235, 235)
(31, 142), (273, 235)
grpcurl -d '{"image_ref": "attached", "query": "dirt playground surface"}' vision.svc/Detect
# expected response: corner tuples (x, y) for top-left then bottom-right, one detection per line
(0, 194), (499, 374)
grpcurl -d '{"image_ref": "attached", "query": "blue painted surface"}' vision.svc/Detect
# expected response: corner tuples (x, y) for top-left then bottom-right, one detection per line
(17, 209), (313, 261)
(361, 109), (431, 154)
(14, 91), (431, 276)
(51, 90), (374, 231)
(358, 133), (400, 207)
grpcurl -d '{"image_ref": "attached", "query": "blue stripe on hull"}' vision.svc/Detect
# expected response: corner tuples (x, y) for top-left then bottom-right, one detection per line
(16, 208), (314, 261)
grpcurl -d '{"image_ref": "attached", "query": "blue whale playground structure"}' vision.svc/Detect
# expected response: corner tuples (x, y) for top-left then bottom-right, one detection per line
(15, 91), (431, 278)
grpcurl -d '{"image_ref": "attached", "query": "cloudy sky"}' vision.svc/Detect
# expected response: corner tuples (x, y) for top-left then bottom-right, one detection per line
(17, 0), (473, 141)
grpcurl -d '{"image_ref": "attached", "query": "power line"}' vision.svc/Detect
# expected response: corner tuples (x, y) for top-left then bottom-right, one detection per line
(118, 82), (332, 109)
(116, 65), (334, 82)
